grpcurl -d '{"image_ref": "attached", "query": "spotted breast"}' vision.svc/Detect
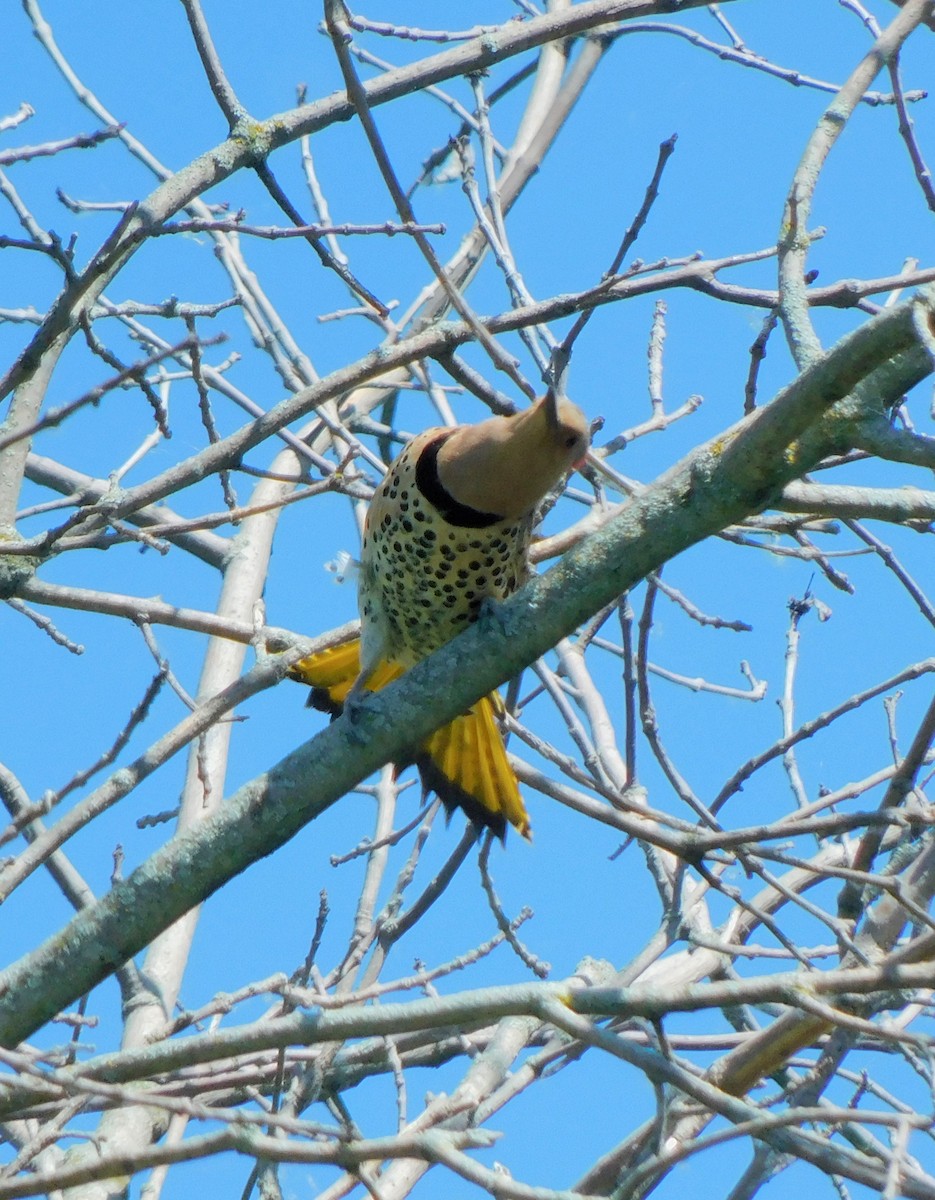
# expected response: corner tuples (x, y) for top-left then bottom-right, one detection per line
(359, 427), (530, 670)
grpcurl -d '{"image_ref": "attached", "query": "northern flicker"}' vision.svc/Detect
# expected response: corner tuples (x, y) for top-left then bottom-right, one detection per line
(290, 389), (590, 839)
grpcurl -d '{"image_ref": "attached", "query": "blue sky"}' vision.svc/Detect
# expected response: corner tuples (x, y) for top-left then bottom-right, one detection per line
(2, 2), (934, 1198)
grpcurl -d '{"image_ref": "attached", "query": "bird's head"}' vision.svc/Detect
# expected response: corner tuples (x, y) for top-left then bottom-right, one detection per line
(434, 389), (590, 521)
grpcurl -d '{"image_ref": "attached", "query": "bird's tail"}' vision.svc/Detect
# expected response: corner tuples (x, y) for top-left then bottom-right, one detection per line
(289, 638), (530, 840)
(416, 694), (529, 840)
(290, 638), (403, 714)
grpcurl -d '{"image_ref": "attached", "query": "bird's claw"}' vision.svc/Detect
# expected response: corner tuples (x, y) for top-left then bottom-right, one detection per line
(479, 595), (512, 634)
(341, 690), (371, 743)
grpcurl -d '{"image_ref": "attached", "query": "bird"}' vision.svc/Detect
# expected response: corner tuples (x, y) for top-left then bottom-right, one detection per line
(290, 388), (591, 840)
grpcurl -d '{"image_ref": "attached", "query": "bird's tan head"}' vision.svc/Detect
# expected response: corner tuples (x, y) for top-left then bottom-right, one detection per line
(539, 387), (591, 473)
(434, 390), (590, 521)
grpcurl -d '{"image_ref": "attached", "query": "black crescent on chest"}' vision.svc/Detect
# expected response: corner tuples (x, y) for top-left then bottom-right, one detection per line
(413, 432), (505, 529)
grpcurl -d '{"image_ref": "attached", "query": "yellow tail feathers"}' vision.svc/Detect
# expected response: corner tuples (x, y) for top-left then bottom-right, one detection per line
(290, 640), (403, 712)
(289, 639), (530, 839)
(418, 695), (529, 839)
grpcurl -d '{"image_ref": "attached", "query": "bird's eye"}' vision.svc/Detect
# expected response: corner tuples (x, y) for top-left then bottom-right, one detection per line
(565, 434), (579, 448)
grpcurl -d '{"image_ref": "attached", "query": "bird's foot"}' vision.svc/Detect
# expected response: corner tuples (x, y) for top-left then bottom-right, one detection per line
(478, 595), (513, 635)
(341, 685), (372, 742)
